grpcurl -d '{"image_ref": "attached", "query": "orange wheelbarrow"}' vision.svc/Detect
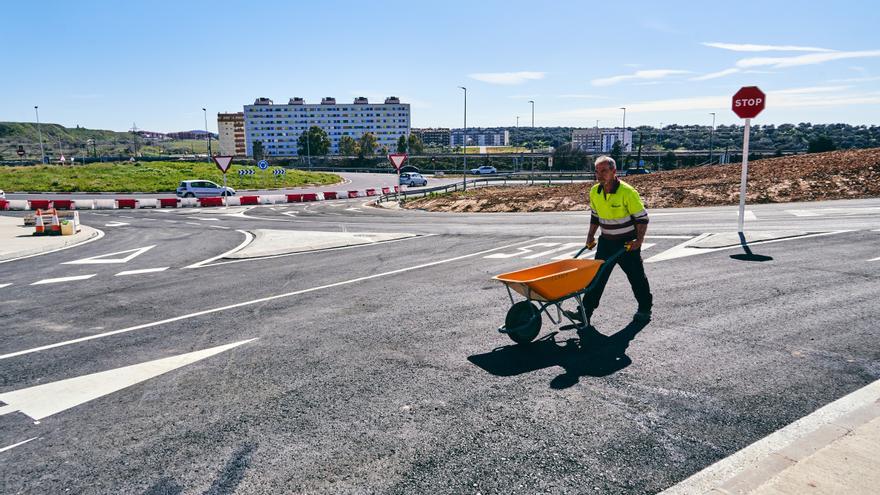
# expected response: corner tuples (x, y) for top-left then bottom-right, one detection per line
(492, 246), (628, 344)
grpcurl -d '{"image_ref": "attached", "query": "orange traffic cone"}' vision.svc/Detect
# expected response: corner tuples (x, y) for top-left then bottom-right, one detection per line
(49, 208), (61, 235)
(34, 209), (45, 235)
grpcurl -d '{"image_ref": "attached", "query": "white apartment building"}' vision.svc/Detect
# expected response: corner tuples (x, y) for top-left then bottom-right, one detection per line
(243, 96), (410, 157)
(449, 128), (509, 147)
(572, 128), (632, 153)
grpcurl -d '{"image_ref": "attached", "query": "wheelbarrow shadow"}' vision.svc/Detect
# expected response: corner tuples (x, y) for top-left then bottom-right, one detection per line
(467, 319), (649, 389)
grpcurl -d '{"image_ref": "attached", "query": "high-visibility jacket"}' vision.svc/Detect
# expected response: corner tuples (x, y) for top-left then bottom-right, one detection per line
(589, 179), (649, 240)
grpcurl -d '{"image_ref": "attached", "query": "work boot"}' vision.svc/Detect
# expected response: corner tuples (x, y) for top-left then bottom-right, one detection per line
(563, 309), (591, 328)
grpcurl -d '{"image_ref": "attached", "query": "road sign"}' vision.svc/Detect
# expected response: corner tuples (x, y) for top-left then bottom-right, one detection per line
(388, 153), (407, 171)
(732, 86), (766, 119)
(16, 145), (25, 157)
(273, 168), (286, 176)
(238, 169), (255, 176)
(257, 159), (269, 170)
(213, 155), (233, 173)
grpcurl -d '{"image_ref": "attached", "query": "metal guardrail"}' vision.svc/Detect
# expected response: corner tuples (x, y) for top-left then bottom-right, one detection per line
(375, 172), (597, 204)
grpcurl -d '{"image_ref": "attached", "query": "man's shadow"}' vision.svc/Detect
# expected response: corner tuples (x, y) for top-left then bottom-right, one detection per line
(467, 318), (649, 389)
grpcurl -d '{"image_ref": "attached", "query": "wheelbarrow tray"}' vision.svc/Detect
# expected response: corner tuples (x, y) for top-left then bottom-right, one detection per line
(493, 258), (604, 302)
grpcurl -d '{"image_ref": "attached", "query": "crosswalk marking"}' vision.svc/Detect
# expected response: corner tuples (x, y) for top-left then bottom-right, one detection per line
(485, 243), (560, 259)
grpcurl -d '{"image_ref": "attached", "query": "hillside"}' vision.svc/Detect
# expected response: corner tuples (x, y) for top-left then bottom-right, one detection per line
(405, 148), (880, 212)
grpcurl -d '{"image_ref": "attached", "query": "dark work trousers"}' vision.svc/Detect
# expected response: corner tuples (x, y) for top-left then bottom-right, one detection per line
(583, 236), (653, 315)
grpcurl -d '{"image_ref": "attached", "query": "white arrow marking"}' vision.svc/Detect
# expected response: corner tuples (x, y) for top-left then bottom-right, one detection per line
(63, 245), (156, 265)
(31, 274), (97, 285)
(0, 437), (39, 453)
(524, 242), (582, 259)
(744, 210), (757, 221)
(0, 339), (256, 421)
(786, 209), (821, 217)
(0, 283), (11, 289)
(104, 221), (130, 227)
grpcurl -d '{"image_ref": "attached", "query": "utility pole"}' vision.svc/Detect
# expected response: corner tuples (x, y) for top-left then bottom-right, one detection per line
(202, 108), (212, 162)
(34, 106), (46, 164)
(528, 100), (535, 177)
(458, 86), (467, 191)
(130, 123), (140, 157)
(619, 107), (626, 170)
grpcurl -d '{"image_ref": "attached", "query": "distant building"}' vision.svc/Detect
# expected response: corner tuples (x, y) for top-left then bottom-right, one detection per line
(572, 128), (632, 153)
(449, 128), (509, 147)
(412, 128), (450, 147)
(217, 112), (246, 157)
(243, 96), (410, 157)
(166, 130), (217, 140)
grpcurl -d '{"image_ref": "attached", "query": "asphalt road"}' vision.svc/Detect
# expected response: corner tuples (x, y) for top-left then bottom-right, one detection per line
(1, 194), (878, 494)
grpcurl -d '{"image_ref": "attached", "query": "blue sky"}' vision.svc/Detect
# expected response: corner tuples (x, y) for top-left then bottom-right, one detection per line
(2, 0), (878, 133)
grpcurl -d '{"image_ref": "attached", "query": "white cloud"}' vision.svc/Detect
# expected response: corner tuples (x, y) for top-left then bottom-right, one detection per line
(591, 69), (691, 87)
(736, 50), (880, 69)
(690, 68), (741, 81)
(468, 71), (546, 85)
(545, 86), (880, 121)
(829, 75), (880, 83)
(702, 42), (835, 52)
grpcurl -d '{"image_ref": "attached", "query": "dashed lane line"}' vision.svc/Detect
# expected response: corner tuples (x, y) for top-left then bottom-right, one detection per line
(187, 216), (220, 221)
(0, 437), (39, 454)
(115, 267), (169, 276)
(0, 283), (12, 288)
(184, 222), (203, 226)
(163, 220), (178, 223)
(210, 225), (231, 229)
(31, 274), (97, 285)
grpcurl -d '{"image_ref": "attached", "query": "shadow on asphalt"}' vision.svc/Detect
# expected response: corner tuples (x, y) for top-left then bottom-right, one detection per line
(468, 319), (649, 389)
(730, 232), (774, 262)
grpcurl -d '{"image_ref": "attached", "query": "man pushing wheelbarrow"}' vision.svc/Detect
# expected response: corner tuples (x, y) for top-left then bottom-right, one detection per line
(493, 155), (652, 344)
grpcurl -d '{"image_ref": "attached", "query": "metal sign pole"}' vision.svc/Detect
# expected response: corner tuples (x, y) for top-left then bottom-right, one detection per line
(737, 118), (751, 233)
(223, 172), (228, 209)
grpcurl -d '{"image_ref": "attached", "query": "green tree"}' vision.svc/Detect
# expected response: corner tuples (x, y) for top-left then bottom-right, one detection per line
(807, 136), (836, 153)
(407, 134), (424, 154)
(357, 132), (378, 158)
(609, 141), (622, 166)
(297, 126), (331, 156)
(252, 140), (264, 162)
(396, 135), (408, 153)
(338, 135), (359, 156)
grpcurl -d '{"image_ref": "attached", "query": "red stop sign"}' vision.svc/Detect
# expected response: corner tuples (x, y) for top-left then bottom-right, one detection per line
(732, 86), (766, 119)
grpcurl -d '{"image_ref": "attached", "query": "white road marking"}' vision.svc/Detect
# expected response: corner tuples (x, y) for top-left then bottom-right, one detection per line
(115, 267), (169, 276)
(31, 274), (97, 285)
(185, 222), (203, 226)
(645, 231), (851, 263)
(744, 210), (757, 221)
(651, 210), (755, 217)
(786, 209), (821, 217)
(163, 220), (178, 224)
(0, 437), (39, 454)
(660, 378), (880, 495)
(91, 213), (109, 217)
(209, 225), (231, 229)
(345, 208), (363, 213)
(63, 245), (156, 265)
(183, 230), (254, 269)
(524, 243), (583, 259)
(187, 216), (220, 221)
(119, 215), (134, 219)
(0, 283), (12, 288)
(3, 237), (546, 359)
(104, 221), (130, 227)
(485, 243), (560, 259)
(0, 229), (106, 265)
(868, 256), (880, 262)
(786, 207), (880, 217)
(0, 339), (256, 421)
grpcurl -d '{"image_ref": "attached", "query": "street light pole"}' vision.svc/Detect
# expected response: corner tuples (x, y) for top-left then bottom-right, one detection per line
(529, 100), (534, 128)
(619, 107), (627, 170)
(458, 86), (467, 191)
(708, 112), (716, 165)
(34, 106), (45, 164)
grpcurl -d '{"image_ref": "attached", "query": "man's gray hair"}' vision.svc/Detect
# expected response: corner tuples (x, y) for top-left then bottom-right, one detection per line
(594, 155), (616, 169)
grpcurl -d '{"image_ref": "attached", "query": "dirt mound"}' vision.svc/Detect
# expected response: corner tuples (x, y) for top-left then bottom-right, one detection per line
(406, 148), (880, 212)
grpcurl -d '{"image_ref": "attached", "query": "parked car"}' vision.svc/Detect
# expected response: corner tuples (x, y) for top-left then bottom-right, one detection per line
(469, 165), (497, 175)
(0, 189), (5, 199)
(399, 172), (428, 187)
(175, 180), (236, 198)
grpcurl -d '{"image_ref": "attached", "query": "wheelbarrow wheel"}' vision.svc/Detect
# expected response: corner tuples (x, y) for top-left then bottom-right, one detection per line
(505, 301), (542, 344)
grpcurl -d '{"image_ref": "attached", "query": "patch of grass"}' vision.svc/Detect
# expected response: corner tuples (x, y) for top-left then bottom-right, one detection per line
(0, 161), (341, 193)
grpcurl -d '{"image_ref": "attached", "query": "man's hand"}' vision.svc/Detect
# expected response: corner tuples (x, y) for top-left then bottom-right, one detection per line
(586, 237), (596, 250)
(627, 239), (643, 251)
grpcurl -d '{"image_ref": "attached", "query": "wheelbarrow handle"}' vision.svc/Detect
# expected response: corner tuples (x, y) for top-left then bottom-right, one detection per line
(574, 241), (634, 259)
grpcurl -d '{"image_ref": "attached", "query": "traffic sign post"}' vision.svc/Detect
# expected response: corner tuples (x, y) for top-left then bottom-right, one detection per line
(731, 86), (766, 233)
(257, 159), (269, 170)
(388, 154), (408, 203)
(212, 155), (234, 208)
